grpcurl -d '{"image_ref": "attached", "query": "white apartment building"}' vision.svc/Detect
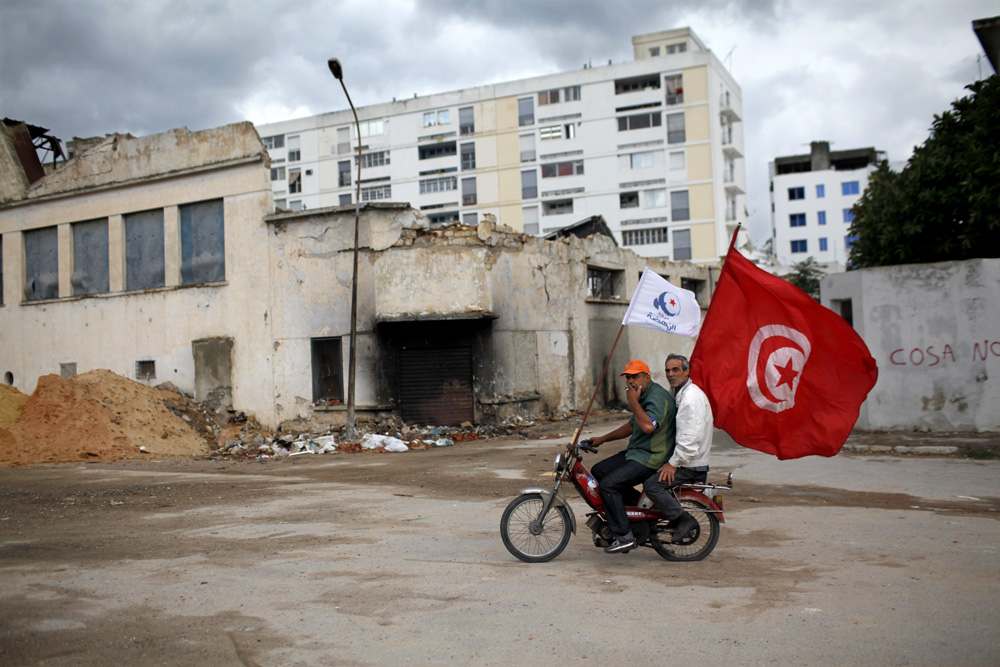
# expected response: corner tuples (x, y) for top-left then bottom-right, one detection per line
(255, 27), (746, 263)
(769, 141), (884, 271)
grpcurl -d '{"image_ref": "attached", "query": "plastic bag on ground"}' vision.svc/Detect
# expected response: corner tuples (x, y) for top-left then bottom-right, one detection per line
(360, 434), (408, 452)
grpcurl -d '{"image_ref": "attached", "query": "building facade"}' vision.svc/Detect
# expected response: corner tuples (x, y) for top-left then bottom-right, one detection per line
(255, 27), (746, 264)
(769, 141), (884, 271)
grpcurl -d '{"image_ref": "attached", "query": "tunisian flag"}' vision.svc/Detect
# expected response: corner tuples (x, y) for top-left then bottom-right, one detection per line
(690, 246), (878, 459)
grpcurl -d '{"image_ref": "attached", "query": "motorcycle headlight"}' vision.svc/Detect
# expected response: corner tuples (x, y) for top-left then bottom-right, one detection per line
(553, 453), (565, 473)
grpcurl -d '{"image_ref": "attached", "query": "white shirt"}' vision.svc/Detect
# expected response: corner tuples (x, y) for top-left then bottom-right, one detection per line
(668, 379), (713, 468)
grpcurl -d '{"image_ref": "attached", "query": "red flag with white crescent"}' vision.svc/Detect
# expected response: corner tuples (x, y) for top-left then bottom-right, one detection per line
(690, 245), (878, 459)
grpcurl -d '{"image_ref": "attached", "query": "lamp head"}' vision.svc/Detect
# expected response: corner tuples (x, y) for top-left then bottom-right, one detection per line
(328, 58), (343, 80)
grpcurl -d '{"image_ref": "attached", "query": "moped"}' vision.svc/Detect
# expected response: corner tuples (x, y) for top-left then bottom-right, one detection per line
(500, 441), (731, 562)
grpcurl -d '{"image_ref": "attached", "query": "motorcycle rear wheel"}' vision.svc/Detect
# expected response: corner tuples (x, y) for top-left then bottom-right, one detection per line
(500, 493), (572, 563)
(650, 498), (720, 562)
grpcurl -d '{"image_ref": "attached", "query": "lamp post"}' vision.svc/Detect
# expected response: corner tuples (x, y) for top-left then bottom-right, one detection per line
(328, 58), (362, 441)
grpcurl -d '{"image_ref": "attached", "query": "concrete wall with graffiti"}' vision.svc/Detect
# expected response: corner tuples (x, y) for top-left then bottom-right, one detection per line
(821, 259), (999, 432)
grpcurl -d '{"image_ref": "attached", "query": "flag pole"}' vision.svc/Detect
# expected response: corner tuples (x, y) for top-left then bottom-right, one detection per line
(727, 222), (741, 253)
(570, 323), (626, 448)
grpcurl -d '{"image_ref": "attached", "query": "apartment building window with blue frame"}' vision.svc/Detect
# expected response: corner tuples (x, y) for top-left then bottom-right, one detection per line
(819, 237), (828, 251)
(816, 184), (825, 198)
(788, 186), (804, 200)
(845, 234), (859, 250)
(842, 181), (860, 196)
(817, 211), (826, 225)
(789, 213), (806, 227)
(791, 239), (808, 253)
(843, 209), (855, 223)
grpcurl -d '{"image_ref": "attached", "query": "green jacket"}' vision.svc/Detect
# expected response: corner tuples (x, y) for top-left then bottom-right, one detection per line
(625, 381), (676, 469)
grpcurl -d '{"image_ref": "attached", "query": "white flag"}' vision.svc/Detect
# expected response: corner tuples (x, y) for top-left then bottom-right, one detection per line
(621, 268), (702, 338)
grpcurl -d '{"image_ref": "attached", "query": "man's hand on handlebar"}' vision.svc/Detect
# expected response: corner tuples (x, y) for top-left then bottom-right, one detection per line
(577, 438), (598, 454)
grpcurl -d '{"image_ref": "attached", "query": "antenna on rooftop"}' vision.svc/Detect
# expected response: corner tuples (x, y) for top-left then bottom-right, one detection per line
(723, 45), (736, 72)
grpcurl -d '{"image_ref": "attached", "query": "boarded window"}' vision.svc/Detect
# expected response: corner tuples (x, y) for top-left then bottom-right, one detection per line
(71, 218), (109, 296)
(24, 226), (59, 301)
(125, 208), (165, 290)
(180, 199), (225, 285)
(311, 337), (343, 405)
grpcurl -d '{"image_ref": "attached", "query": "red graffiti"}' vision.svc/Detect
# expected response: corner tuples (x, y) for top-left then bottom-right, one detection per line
(889, 344), (958, 366)
(973, 340), (1000, 361)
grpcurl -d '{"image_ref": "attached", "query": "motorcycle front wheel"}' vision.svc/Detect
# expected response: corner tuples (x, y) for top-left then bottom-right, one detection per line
(500, 493), (572, 563)
(650, 498), (720, 562)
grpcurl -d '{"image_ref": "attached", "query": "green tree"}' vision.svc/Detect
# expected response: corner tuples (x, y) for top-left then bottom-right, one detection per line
(783, 256), (824, 300)
(848, 74), (1000, 268)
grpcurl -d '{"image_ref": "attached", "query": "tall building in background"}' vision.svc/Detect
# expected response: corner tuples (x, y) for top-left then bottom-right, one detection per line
(769, 142), (884, 271)
(254, 27), (745, 263)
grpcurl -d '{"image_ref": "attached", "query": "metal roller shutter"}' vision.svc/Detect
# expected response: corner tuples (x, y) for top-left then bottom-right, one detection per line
(399, 346), (474, 425)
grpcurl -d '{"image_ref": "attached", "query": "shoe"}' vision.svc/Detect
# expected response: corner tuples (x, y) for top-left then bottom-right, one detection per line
(604, 537), (636, 554)
(671, 513), (698, 544)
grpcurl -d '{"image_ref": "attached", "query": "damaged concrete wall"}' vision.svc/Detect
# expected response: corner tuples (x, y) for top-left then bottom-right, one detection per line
(821, 259), (1000, 432)
(0, 122), (277, 425)
(265, 206), (712, 426)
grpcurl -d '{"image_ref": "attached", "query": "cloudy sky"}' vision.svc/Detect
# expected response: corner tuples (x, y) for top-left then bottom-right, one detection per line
(2, 0), (996, 241)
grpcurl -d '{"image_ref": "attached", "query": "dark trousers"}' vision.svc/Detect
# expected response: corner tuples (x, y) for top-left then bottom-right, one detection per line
(642, 467), (708, 521)
(592, 451), (655, 540)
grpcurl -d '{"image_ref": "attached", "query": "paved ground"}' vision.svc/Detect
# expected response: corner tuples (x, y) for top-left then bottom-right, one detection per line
(1, 426), (998, 666)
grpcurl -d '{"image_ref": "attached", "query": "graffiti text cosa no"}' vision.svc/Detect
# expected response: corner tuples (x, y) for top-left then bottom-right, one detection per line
(889, 340), (1000, 366)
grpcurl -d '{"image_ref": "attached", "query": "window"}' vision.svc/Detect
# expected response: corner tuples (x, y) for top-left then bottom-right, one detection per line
(819, 237), (828, 251)
(461, 142), (476, 170)
(673, 229), (692, 260)
(262, 135), (284, 149)
(649, 47), (660, 57)
(136, 360), (156, 381)
(339, 194), (351, 205)
(423, 110), (450, 127)
(670, 190), (690, 221)
(287, 135), (300, 162)
(521, 170), (537, 199)
(818, 210), (827, 226)
(791, 239), (808, 253)
(463, 213), (477, 226)
(179, 199), (225, 285)
(289, 168), (302, 193)
(630, 151), (654, 169)
(666, 112), (685, 143)
(311, 337), (343, 404)
(539, 125), (561, 140)
(275, 198), (287, 210)
(788, 187), (805, 200)
(816, 184), (825, 198)
(124, 209), (165, 291)
(587, 268), (621, 299)
(618, 112), (662, 131)
(270, 166), (285, 181)
(539, 89), (560, 105)
(336, 127), (350, 154)
(669, 151), (685, 171)
(518, 97), (534, 126)
(620, 192), (639, 209)
(419, 176), (457, 194)
(418, 142), (457, 160)
(290, 200), (303, 212)
(462, 177), (477, 206)
(664, 74), (683, 105)
(361, 185), (391, 201)
(563, 86), (581, 102)
(540, 86), (580, 104)
(71, 218), (109, 296)
(644, 188), (666, 208)
(523, 206), (539, 235)
(623, 227), (669, 246)
(564, 123), (576, 139)
(845, 234), (859, 250)
(666, 42), (687, 53)
(428, 211), (460, 225)
(358, 151), (389, 168)
(543, 199), (573, 216)
(338, 160), (351, 187)
(541, 160), (584, 178)
(843, 208), (855, 223)
(842, 181), (860, 196)
(459, 106), (474, 135)
(615, 74), (660, 94)
(359, 119), (385, 138)
(519, 134), (536, 162)
(790, 213), (806, 227)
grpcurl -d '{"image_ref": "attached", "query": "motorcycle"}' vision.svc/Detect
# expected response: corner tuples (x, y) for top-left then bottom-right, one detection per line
(500, 440), (731, 562)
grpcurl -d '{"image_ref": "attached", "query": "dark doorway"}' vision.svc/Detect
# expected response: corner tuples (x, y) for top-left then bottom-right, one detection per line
(399, 346), (474, 425)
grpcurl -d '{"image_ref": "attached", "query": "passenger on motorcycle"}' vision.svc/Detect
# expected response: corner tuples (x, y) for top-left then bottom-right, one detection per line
(576, 359), (676, 554)
(643, 353), (713, 544)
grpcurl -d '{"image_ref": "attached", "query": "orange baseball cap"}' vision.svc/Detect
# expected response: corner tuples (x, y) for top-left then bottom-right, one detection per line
(619, 359), (651, 376)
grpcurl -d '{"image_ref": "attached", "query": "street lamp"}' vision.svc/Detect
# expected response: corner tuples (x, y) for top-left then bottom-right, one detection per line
(328, 57), (362, 441)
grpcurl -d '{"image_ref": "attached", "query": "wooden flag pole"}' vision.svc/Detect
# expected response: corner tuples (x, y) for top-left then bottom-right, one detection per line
(570, 322), (626, 448)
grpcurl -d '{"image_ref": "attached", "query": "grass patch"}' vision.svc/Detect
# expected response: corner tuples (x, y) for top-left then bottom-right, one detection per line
(964, 447), (1000, 460)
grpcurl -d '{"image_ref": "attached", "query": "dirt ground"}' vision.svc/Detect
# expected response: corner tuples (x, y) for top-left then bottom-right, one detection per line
(1, 425), (998, 666)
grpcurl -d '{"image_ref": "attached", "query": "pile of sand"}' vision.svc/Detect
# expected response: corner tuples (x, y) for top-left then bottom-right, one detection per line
(0, 370), (213, 467)
(0, 384), (29, 428)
